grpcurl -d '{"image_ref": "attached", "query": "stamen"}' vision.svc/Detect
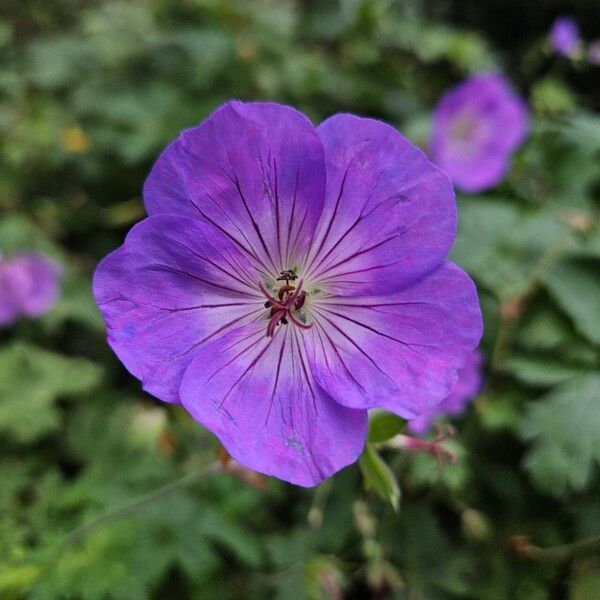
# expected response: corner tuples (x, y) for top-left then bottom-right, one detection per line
(258, 280), (287, 310)
(287, 279), (304, 303)
(277, 269), (298, 284)
(259, 277), (312, 337)
(278, 284), (295, 300)
(294, 291), (306, 310)
(287, 311), (313, 330)
(267, 309), (285, 337)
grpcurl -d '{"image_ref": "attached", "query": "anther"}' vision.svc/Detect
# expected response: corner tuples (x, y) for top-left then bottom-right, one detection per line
(277, 269), (298, 284)
(294, 291), (306, 310)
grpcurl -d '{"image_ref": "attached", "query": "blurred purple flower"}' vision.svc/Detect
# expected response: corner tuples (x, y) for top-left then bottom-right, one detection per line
(94, 101), (482, 486)
(430, 74), (528, 193)
(408, 350), (484, 435)
(550, 17), (580, 57)
(0, 253), (62, 326)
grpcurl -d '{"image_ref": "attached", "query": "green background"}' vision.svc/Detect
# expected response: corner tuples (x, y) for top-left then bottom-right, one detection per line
(1, 1), (599, 598)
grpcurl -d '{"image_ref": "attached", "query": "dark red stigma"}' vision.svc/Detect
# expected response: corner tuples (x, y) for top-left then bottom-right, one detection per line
(258, 277), (311, 337)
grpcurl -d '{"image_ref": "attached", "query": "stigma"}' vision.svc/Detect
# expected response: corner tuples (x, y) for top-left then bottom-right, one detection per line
(259, 271), (311, 337)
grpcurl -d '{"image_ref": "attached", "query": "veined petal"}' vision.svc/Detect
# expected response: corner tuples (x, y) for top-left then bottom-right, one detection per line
(144, 101), (326, 274)
(304, 114), (455, 296)
(304, 262), (482, 418)
(93, 215), (264, 403)
(179, 321), (367, 487)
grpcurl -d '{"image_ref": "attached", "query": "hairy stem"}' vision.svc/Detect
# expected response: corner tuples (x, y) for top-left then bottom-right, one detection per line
(59, 462), (220, 549)
(490, 230), (571, 372)
(512, 534), (600, 563)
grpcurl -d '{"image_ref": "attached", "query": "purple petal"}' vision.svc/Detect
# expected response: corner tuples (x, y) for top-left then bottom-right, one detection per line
(93, 215), (264, 403)
(0, 253), (61, 325)
(407, 349), (484, 434)
(144, 101), (326, 274)
(404, 414), (432, 436)
(550, 17), (579, 56)
(302, 114), (455, 296)
(11, 254), (62, 317)
(430, 74), (528, 193)
(438, 153), (511, 195)
(304, 262), (482, 419)
(179, 321), (367, 486)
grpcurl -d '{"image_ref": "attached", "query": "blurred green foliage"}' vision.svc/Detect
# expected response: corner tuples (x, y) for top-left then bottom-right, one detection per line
(0, 0), (599, 598)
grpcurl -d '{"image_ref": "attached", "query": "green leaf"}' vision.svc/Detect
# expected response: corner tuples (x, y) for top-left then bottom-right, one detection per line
(531, 78), (576, 115)
(543, 261), (600, 346)
(450, 197), (575, 299)
(0, 215), (62, 258)
(33, 491), (263, 600)
(520, 374), (600, 497)
(477, 393), (522, 431)
(0, 564), (45, 598)
(0, 343), (103, 442)
(44, 271), (104, 331)
(367, 410), (406, 443)
(517, 308), (577, 352)
(359, 443), (400, 511)
(503, 355), (592, 387)
(570, 563), (600, 600)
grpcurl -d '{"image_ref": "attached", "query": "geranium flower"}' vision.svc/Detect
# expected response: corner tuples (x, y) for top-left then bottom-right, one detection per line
(550, 17), (580, 57)
(408, 350), (483, 435)
(94, 101), (482, 486)
(430, 74), (528, 193)
(0, 253), (62, 326)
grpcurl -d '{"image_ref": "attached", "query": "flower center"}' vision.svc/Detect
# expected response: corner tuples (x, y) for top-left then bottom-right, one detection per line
(451, 114), (478, 143)
(258, 269), (312, 337)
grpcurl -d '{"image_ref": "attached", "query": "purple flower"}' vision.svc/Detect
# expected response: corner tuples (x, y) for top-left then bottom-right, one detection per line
(430, 74), (528, 193)
(408, 350), (483, 435)
(0, 253), (62, 326)
(550, 17), (580, 57)
(94, 101), (482, 486)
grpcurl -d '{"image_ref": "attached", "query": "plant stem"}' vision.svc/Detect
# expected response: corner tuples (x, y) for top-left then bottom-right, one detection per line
(307, 478), (333, 530)
(513, 534), (600, 563)
(59, 462), (220, 549)
(490, 230), (571, 372)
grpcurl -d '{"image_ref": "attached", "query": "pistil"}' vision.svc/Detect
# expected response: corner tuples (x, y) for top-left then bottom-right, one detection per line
(258, 277), (312, 337)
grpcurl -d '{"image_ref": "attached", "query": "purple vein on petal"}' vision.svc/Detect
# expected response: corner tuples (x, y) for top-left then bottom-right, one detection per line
(310, 234), (399, 282)
(145, 264), (259, 298)
(320, 307), (435, 356)
(224, 148), (279, 274)
(312, 319), (367, 394)
(169, 307), (264, 362)
(304, 161), (353, 270)
(311, 306), (407, 378)
(284, 168), (300, 269)
(166, 236), (259, 293)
